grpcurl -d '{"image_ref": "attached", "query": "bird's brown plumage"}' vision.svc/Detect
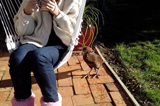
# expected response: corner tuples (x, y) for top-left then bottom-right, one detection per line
(79, 46), (104, 78)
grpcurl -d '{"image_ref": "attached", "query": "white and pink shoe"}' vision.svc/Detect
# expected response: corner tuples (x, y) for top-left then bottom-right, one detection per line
(40, 93), (62, 106)
(11, 92), (36, 106)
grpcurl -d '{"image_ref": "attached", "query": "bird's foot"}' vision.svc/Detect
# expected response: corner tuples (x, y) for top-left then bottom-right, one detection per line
(83, 74), (90, 78)
(92, 74), (99, 78)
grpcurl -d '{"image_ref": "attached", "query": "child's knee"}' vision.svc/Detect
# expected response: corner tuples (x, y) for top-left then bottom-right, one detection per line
(9, 51), (22, 67)
(27, 50), (50, 66)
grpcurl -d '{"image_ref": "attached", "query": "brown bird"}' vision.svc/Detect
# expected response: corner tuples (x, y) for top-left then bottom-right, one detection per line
(79, 46), (104, 78)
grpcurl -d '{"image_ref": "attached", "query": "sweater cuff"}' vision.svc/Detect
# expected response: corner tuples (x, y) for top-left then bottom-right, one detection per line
(54, 11), (64, 20)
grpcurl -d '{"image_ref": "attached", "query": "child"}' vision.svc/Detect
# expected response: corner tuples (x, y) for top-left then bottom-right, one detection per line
(9, 0), (81, 105)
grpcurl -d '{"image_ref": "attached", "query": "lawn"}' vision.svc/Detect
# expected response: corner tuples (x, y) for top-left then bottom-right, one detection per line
(98, 1), (160, 105)
(116, 40), (160, 106)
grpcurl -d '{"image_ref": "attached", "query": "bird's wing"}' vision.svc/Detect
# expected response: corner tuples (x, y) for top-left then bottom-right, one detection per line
(86, 52), (104, 68)
(86, 52), (97, 62)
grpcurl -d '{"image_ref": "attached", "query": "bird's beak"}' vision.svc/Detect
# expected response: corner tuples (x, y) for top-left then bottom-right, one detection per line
(78, 47), (83, 50)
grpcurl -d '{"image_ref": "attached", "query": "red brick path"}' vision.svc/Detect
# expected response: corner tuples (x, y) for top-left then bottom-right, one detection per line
(0, 51), (133, 106)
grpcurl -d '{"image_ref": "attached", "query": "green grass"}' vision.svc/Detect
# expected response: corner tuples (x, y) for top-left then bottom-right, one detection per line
(115, 39), (160, 105)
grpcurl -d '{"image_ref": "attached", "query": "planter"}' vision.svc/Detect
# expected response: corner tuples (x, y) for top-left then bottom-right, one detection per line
(74, 24), (95, 51)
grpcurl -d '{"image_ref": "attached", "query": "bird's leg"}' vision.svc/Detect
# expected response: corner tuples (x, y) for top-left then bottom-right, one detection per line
(93, 68), (99, 78)
(83, 68), (92, 78)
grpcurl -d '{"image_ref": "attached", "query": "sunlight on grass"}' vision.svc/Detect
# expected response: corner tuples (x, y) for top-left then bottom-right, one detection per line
(116, 40), (160, 106)
(141, 30), (160, 34)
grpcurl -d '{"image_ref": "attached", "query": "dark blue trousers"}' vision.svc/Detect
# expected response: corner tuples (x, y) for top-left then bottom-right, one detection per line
(9, 44), (67, 102)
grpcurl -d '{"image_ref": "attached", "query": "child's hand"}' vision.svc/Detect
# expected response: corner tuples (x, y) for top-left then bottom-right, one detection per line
(40, 0), (60, 17)
(24, 0), (39, 15)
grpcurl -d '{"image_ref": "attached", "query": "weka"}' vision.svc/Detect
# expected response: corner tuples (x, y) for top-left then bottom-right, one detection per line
(79, 46), (104, 78)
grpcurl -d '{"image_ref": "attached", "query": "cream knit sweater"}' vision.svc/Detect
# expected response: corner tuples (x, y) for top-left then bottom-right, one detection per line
(14, 0), (81, 47)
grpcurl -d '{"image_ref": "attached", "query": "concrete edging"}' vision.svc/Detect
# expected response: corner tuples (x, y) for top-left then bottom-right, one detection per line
(95, 46), (140, 106)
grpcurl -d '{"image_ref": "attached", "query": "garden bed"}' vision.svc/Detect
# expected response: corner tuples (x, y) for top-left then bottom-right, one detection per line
(95, 1), (160, 105)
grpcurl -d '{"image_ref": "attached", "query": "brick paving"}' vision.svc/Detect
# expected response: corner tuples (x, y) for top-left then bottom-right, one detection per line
(0, 50), (133, 106)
